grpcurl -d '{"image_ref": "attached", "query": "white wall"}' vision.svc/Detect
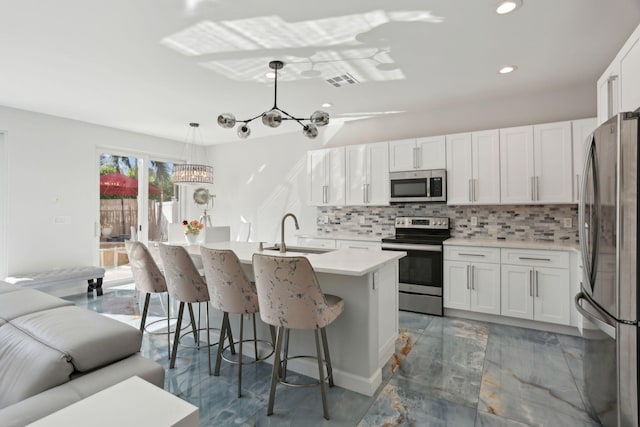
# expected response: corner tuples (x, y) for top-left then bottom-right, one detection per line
(208, 82), (596, 244)
(209, 133), (324, 244)
(0, 105), (185, 274)
(0, 132), (7, 278)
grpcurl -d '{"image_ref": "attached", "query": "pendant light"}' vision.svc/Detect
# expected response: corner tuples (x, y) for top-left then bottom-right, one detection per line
(173, 122), (214, 184)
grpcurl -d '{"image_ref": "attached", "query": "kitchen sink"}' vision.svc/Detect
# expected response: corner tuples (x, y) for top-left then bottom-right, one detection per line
(262, 245), (333, 255)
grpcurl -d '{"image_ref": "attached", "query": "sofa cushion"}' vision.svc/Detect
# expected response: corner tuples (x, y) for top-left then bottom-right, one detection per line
(0, 380), (82, 427)
(0, 323), (74, 409)
(0, 281), (21, 295)
(0, 288), (73, 320)
(11, 306), (142, 372)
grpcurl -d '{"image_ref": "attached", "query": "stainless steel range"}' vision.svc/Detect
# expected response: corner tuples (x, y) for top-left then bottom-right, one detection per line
(381, 216), (450, 316)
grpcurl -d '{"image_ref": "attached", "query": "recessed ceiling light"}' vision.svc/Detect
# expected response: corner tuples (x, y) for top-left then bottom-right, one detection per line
(496, 0), (522, 14)
(321, 102), (333, 108)
(498, 65), (517, 74)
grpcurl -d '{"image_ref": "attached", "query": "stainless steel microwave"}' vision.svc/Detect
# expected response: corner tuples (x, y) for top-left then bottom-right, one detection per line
(389, 169), (447, 203)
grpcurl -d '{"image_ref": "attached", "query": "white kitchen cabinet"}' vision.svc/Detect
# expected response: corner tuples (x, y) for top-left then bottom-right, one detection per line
(597, 63), (619, 126)
(307, 147), (345, 206)
(443, 246), (501, 315)
(499, 122), (572, 204)
(597, 23), (640, 124)
(296, 237), (336, 249)
(345, 142), (389, 206)
(500, 248), (571, 326)
(446, 130), (500, 205)
(336, 240), (381, 250)
(572, 118), (597, 203)
(389, 136), (445, 172)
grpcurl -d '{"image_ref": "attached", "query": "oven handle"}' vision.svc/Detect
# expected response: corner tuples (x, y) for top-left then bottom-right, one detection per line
(382, 243), (442, 252)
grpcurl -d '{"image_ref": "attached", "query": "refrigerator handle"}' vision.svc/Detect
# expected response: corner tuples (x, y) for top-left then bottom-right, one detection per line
(575, 292), (616, 339)
(579, 135), (598, 288)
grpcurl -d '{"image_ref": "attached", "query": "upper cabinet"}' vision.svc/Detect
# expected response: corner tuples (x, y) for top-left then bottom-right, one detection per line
(597, 23), (640, 125)
(307, 147), (345, 206)
(345, 142), (389, 206)
(446, 130), (500, 205)
(500, 122), (572, 204)
(389, 136), (445, 172)
(571, 118), (597, 203)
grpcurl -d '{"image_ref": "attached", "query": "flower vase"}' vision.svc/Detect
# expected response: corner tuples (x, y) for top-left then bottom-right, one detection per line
(185, 233), (199, 245)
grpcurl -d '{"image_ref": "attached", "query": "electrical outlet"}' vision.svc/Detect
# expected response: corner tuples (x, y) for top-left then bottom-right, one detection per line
(470, 216), (478, 226)
(359, 216), (366, 225)
(321, 215), (329, 224)
(563, 218), (572, 228)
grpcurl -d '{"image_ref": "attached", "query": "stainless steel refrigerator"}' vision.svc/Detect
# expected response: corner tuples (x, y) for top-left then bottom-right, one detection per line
(576, 111), (639, 426)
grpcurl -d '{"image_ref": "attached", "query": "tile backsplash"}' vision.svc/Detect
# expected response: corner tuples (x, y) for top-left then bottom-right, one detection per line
(317, 204), (579, 243)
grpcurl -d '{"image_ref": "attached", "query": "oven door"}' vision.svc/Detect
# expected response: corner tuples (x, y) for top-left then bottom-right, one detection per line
(381, 243), (443, 295)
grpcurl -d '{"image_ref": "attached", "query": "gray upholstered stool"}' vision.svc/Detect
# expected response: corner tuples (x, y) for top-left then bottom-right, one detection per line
(252, 253), (344, 420)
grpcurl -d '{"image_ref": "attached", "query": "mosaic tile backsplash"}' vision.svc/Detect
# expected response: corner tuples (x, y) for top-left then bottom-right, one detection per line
(316, 204), (579, 243)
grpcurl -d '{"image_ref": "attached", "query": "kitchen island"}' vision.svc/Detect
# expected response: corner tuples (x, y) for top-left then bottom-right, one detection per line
(190, 241), (405, 396)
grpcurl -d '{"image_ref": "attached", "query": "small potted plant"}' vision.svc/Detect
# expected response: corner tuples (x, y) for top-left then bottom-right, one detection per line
(183, 220), (204, 245)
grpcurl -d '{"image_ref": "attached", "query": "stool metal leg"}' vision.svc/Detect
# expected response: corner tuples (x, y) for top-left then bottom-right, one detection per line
(206, 303), (212, 375)
(314, 329), (330, 420)
(224, 314), (237, 355)
(170, 302), (185, 369)
(214, 312), (229, 376)
(268, 326), (284, 416)
(320, 328), (334, 387)
(166, 294), (171, 360)
(238, 314), (244, 398)
(252, 313), (258, 361)
(282, 328), (290, 381)
(187, 303), (198, 342)
(140, 293), (151, 333)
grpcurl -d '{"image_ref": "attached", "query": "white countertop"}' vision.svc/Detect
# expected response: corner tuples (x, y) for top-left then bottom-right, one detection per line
(444, 238), (579, 252)
(296, 233), (392, 242)
(196, 241), (405, 276)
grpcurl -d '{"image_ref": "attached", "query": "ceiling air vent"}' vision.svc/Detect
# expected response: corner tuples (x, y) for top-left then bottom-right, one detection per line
(325, 73), (359, 88)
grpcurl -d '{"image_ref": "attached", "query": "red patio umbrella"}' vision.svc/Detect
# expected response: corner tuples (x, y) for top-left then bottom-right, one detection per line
(100, 173), (162, 236)
(100, 173), (162, 196)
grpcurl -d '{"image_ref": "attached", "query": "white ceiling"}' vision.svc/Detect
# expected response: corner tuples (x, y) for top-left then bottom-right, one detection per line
(1, 0), (639, 144)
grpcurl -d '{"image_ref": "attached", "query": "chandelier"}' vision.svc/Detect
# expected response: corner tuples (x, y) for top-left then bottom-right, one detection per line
(217, 60), (329, 139)
(173, 122), (214, 184)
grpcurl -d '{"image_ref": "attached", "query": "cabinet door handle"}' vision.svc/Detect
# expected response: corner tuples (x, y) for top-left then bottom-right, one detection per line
(469, 179), (473, 202)
(471, 265), (475, 290)
(575, 174), (580, 201)
(535, 270), (539, 297)
(536, 176), (540, 200)
(466, 265), (470, 290)
(530, 176), (534, 201)
(323, 186), (328, 204)
(460, 253), (485, 257)
(529, 270), (533, 296)
(366, 183), (370, 203)
(518, 257), (551, 261)
(416, 147), (421, 169)
(473, 179), (477, 202)
(363, 184), (367, 204)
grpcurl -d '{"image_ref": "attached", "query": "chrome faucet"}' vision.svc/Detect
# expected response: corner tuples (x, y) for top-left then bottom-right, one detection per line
(280, 213), (299, 253)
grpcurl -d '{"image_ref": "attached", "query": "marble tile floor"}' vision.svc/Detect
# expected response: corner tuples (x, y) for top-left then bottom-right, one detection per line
(65, 287), (601, 426)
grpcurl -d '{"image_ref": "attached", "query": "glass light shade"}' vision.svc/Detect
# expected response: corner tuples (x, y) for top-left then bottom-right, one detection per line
(310, 110), (329, 127)
(261, 110), (282, 128)
(237, 124), (251, 139)
(303, 124), (318, 139)
(173, 164), (214, 184)
(217, 113), (236, 128)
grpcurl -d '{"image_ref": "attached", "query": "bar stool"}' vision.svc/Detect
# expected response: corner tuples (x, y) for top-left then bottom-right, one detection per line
(159, 243), (213, 373)
(200, 247), (275, 397)
(252, 253), (344, 420)
(125, 240), (180, 359)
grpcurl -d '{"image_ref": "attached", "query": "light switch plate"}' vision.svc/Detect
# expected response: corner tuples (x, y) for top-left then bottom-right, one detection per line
(470, 217), (478, 226)
(563, 218), (572, 228)
(359, 216), (366, 225)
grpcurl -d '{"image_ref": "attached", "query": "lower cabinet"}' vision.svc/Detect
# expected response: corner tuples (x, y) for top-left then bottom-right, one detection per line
(443, 246), (501, 315)
(444, 260), (501, 314)
(500, 247), (571, 326)
(444, 245), (572, 327)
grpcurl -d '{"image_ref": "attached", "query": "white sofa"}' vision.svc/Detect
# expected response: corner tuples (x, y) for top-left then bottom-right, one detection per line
(0, 281), (164, 426)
